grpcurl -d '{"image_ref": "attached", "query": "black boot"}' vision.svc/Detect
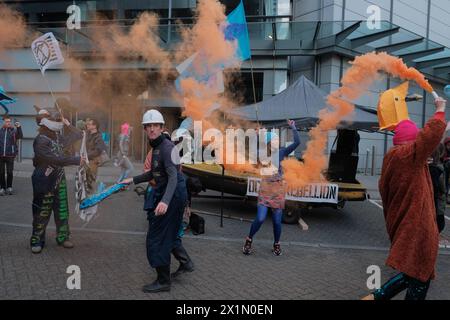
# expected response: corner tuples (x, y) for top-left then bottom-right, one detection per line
(171, 245), (194, 278)
(143, 266), (171, 293)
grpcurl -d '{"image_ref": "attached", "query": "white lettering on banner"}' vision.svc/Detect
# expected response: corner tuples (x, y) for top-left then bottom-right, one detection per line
(246, 177), (339, 204)
(246, 178), (261, 197)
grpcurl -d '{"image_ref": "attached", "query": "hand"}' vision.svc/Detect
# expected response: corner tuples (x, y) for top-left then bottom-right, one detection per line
(62, 118), (71, 126)
(287, 119), (296, 127)
(120, 178), (133, 185)
(184, 206), (191, 218)
(14, 122), (21, 128)
(80, 156), (87, 166)
(155, 202), (168, 216)
(435, 97), (447, 113)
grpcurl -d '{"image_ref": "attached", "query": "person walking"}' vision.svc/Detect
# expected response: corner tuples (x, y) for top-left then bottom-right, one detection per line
(0, 115), (22, 195)
(143, 141), (194, 279)
(362, 95), (447, 300)
(121, 109), (190, 293)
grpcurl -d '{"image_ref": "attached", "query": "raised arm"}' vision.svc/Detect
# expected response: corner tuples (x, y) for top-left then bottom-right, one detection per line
(61, 123), (83, 148)
(283, 120), (300, 156)
(413, 97), (447, 165)
(15, 126), (23, 140)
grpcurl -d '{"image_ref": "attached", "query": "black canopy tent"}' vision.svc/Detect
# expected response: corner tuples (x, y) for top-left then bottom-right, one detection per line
(228, 75), (380, 132)
(190, 76), (382, 227)
(227, 75), (385, 186)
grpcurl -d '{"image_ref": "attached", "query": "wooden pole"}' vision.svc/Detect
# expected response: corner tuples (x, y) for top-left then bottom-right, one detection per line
(249, 58), (260, 126)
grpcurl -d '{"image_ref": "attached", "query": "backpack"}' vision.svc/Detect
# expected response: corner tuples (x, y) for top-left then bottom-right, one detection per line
(189, 213), (205, 235)
(186, 176), (204, 195)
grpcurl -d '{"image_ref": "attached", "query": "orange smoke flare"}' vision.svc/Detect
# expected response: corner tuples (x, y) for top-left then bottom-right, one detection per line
(282, 52), (434, 188)
(0, 4), (27, 52)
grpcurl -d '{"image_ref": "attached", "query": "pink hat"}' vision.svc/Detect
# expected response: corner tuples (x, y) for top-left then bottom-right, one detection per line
(121, 122), (130, 135)
(393, 119), (419, 146)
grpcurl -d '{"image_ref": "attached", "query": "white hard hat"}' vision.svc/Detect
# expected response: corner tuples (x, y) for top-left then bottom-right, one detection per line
(142, 109), (165, 125)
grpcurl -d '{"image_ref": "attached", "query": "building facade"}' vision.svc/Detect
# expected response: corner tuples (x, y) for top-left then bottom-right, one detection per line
(1, 0), (449, 173)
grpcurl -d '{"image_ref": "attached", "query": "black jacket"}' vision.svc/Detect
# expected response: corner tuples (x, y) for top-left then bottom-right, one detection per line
(133, 135), (185, 208)
(0, 126), (23, 157)
(33, 126), (81, 169)
(32, 125), (81, 194)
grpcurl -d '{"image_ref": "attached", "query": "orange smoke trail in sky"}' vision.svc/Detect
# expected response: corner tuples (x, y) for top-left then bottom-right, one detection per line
(176, 0), (237, 127)
(0, 4), (27, 52)
(282, 51), (434, 188)
(173, 0), (254, 171)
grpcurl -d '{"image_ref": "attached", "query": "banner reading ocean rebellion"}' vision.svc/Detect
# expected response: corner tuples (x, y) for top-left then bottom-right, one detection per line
(246, 177), (339, 204)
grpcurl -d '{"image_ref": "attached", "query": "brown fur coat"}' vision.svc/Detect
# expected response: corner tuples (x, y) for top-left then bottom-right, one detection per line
(379, 118), (445, 282)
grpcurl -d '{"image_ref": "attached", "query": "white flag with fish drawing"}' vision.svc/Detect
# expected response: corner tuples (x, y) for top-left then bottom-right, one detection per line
(31, 32), (65, 74)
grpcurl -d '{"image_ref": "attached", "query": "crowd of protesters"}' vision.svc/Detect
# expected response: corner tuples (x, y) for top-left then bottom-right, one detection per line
(0, 92), (448, 298)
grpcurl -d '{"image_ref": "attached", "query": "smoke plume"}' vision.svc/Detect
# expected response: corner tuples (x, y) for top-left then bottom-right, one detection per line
(282, 51), (435, 188)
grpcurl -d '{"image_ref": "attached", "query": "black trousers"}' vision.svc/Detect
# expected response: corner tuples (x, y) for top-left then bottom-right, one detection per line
(437, 215), (446, 233)
(146, 193), (186, 268)
(31, 177), (70, 246)
(0, 157), (14, 189)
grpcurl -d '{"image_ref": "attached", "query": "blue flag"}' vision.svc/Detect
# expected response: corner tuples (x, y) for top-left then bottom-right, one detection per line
(175, 52), (225, 94)
(0, 86), (16, 114)
(224, 0), (251, 61)
(174, 1), (251, 95)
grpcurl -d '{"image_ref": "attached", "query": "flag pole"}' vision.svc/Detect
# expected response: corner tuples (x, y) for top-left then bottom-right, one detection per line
(249, 57), (260, 126)
(42, 75), (62, 113)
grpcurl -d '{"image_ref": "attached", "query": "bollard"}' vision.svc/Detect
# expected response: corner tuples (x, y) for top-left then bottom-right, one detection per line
(17, 139), (22, 163)
(371, 146), (376, 176)
(365, 149), (370, 175)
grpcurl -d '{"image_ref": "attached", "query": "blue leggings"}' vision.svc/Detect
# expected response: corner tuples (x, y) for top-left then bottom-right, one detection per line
(248, 205), (282, 243)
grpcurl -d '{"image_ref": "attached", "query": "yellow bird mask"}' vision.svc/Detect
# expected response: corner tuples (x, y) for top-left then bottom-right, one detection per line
(377, 81), (410, 131)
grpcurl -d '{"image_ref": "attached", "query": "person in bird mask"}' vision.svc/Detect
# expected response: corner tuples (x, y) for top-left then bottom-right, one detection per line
(30, 106), (84, 254)
(121, 109), (190, 293)
(363, 89), (447, 300)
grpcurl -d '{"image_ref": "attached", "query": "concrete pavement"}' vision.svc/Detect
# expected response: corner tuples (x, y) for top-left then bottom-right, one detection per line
(0, 173), (449, 300)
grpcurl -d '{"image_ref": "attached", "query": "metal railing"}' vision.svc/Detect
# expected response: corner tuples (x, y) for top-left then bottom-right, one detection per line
(364, 146), (376, 176)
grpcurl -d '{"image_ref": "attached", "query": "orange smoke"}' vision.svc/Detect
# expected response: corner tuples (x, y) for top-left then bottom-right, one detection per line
(175, 0), (236, 67)
(0, 4), (27, 52)
(282, 51), (434, 188)
(175, 0), (239, 127)
(94, 12), (172, 76)
(171, 0), (254, 171)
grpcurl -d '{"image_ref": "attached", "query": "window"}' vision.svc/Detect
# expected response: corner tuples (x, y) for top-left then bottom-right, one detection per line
(95, 10), (116, 21)
(124, 9), (168, 24)
(226, 71), (264, 105)
(171, 8), (194, 24)
(36, 11), (67, 27)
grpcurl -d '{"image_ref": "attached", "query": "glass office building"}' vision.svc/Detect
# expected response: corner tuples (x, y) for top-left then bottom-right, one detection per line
(1, 0), (449, 171)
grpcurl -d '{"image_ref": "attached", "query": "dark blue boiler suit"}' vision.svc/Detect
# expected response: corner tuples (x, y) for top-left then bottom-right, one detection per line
(133, 134), (188, 279)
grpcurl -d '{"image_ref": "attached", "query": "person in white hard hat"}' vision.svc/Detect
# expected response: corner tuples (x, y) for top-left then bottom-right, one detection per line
(121, 109), (191, 293)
